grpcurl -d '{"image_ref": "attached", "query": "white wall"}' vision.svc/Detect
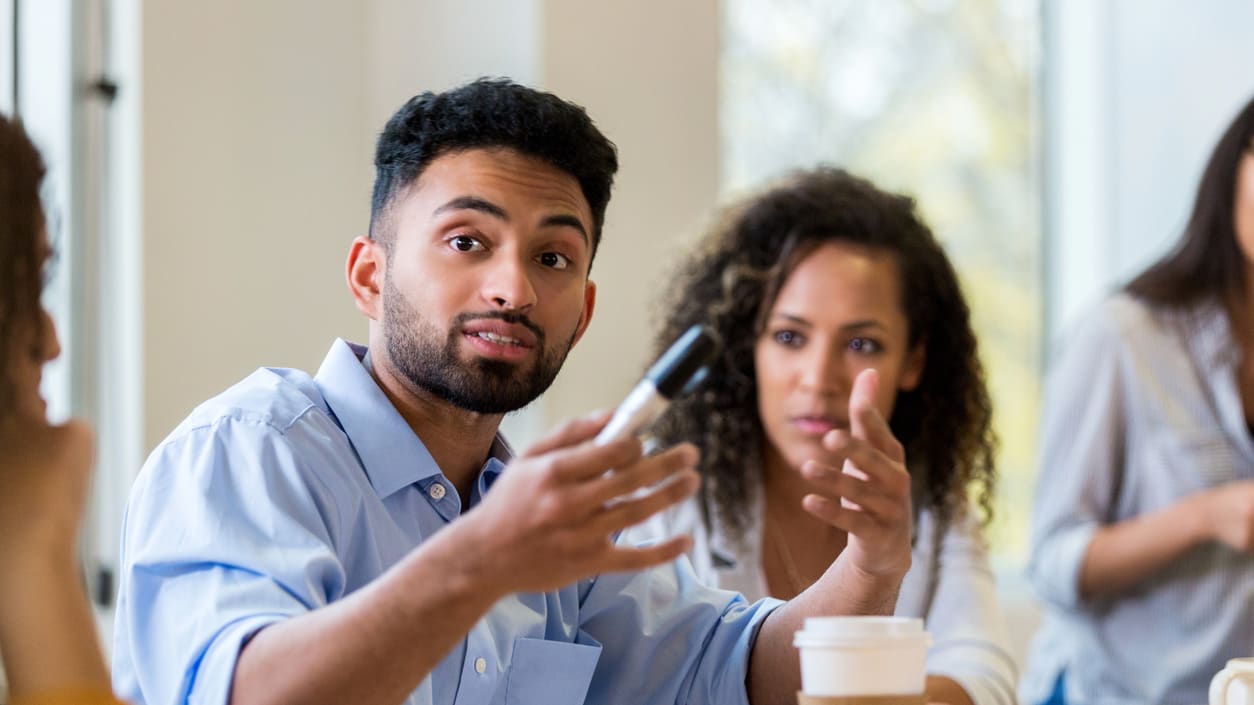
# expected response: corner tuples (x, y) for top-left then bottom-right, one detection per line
(539, 0), (720, 433)
(1044, 0), (1254, 344)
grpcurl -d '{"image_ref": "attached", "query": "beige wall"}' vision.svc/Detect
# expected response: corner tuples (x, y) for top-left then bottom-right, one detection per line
(541, 0), (721, 430)
(141, 3), (372, 450)
(135, 0), (719, 453)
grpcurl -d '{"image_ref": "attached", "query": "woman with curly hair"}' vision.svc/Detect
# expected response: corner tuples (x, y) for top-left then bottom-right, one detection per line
(1021, 95), (1254, 705)
(630, 167), (1015, 705)
(0, 113), (121, 705)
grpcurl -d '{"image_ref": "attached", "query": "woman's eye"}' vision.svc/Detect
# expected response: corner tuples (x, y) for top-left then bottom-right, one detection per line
(849, 337), (882, 354)
(773, 330), (803, 346)
(538, 252), (572, 270)
(449, 235), (484, 252)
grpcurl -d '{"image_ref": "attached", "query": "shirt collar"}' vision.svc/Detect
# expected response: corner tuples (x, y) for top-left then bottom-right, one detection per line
(314, 338), (513, 500)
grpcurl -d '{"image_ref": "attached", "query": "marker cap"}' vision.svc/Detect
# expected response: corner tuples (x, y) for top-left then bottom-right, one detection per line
(646, 325), (721, 398)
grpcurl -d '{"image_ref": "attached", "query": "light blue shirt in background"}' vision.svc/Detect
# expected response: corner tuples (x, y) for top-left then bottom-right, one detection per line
(112, 339), (782, 705)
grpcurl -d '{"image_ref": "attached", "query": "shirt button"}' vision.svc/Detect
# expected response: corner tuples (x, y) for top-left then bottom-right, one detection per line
(474, 657), (487, 674)
(428, 483), (447, 500)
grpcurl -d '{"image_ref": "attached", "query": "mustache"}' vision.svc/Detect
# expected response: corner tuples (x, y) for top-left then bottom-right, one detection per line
(452, 310), (545, 342)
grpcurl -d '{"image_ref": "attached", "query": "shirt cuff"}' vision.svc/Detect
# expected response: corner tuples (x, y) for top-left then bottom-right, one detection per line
(701, 597), (786, 705)
(187, 613), (287, 705)
(1029, 521), (1099, 610)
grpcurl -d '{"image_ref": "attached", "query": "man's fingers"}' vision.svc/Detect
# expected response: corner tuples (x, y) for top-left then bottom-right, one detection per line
(589, 468), (700, 535)
(522, 410), (613, 458)
(541, 435), (646, 484)
(577, 444), (698, 508)
(599, 535), (694, 574)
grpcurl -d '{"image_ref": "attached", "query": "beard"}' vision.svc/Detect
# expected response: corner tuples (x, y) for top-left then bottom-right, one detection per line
(381, 276), (578, 414)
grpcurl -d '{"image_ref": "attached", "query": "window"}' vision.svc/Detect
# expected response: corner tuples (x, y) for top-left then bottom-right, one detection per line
(3, 0), (128, 628)
(723, 0), (1042, 563)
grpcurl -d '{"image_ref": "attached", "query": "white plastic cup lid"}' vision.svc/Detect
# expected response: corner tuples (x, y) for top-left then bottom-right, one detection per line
(794, 616), (928, 647)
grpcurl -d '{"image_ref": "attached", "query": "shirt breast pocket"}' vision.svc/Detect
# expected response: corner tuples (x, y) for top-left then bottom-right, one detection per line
(505, 637), (602, 705)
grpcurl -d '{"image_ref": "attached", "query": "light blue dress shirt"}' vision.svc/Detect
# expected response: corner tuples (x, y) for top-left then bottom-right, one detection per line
(112, 339), (782, 705)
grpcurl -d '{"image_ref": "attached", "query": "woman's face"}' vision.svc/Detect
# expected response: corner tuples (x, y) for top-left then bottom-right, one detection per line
(754, 241), (924, 473)
(1236, 146), (1254, 268)
(5, 235), (60, 422)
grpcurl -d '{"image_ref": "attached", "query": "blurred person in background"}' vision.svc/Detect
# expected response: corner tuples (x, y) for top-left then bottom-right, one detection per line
(0, 113), (121, 705)
(630, 167), (1016, 705)
(1022, 94), (1254, 705)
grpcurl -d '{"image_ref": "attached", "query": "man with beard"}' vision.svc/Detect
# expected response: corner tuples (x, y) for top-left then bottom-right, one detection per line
(112, 79), (914, 705)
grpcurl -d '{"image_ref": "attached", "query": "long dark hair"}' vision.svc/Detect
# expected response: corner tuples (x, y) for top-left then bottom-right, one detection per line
(0, 114), (48, 417)
(1125, 95), (1254, 312)
(651, 167), (997, 544)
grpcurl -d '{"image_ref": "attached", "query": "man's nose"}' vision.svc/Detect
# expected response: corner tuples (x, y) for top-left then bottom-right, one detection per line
(482, 256), (538, 312)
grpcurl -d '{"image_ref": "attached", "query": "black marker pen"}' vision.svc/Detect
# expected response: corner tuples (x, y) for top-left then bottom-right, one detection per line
(594, 324), (721, 445)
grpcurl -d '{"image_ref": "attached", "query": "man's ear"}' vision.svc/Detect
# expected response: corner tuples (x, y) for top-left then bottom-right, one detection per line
(346, 236), (385, 321)
(569, 280), (597, 348)
(899, 341), (926, 392)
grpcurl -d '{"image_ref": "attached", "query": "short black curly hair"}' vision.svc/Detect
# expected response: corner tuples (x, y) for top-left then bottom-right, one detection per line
(652, 167), (997, 545)
(370, 77), (619, 263)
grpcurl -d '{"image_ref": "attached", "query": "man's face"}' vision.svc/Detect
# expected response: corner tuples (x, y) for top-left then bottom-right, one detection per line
(376, 147), (596, 414)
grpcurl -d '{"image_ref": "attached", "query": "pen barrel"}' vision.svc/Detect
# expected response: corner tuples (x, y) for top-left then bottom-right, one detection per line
(594, 383), (669, 445)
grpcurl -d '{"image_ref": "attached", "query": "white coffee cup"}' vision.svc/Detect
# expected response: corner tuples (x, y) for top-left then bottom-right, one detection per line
(793, 616), (931, 697)
(1210, 657), (1254, 705)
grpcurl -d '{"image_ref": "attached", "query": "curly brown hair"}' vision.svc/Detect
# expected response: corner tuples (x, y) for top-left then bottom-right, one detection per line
(650, 167), (997, 545)
(0, 115), (49, 417)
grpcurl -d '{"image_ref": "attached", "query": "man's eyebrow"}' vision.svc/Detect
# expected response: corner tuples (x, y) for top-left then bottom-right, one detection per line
(541, 214), (589, 246)
(432, 196), (508, 220)
(433, 196), (590, 247)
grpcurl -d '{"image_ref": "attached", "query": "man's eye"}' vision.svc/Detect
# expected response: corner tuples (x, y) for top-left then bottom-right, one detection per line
(450, 235), (484, 252)
(538, 252), (571, 270)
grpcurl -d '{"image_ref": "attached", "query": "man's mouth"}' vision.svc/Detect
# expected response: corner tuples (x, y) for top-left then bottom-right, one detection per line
(472, 331), (526, 347)
(462, 326), (536, 362)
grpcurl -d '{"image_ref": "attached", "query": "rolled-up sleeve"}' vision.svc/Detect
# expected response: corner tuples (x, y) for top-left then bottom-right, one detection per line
(577, 541), (784, 705)
(1027, 304), (1127, 611)
(113, 417), (347, 705)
